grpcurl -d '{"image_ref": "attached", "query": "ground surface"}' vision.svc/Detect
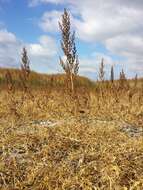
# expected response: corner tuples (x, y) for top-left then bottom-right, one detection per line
(0, 114), (143, 190)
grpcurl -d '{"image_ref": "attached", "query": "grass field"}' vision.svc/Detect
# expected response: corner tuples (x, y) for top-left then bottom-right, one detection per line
(0, 68), (143, 190)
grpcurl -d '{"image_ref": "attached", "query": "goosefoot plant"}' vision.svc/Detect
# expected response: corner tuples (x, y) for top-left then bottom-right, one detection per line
(119, 69), (127, 89)
(99, 58), (105, 82)
(20, 47), (30, 93)
(59, 9), (79, 94)
(110, 65), (114, 83)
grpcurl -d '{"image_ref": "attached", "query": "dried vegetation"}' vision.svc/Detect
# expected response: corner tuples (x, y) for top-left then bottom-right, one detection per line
(0, 68), (142, 190)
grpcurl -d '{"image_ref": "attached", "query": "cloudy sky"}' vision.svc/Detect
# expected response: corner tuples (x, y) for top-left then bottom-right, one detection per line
(0, 0), (143, 79)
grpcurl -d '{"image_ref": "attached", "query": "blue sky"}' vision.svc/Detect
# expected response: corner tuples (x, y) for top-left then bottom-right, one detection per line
(0, 0), (143, 80)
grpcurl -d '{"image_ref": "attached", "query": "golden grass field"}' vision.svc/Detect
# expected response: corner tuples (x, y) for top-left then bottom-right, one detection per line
(0, 69), (143, 190)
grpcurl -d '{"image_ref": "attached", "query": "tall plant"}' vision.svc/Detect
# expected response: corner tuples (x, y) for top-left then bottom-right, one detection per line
(20, 47), (30, 92)
(110, 65), (114, 83)
(21, 47), (30, 79)
(59, 9), (79, 93)
(99, 58), (105, 82)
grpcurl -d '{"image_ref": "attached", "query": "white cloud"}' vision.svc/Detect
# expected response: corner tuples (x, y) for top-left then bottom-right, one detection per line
(37, 0), (143, 77)
(0, 29), (17, 43)
(29, 35), (57, 57)
(37, 0), (143, 41)
(105, 34), (143, 75)
(105, 35), (143, 57)
(70, 1), (143, 43)
(0, 29), (22, 68)
(39, 10), (62, 32)
(0, 29), (58, 73)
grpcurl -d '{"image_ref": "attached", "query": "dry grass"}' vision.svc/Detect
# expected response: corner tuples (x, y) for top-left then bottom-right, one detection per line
(0, 69), (143, 190)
